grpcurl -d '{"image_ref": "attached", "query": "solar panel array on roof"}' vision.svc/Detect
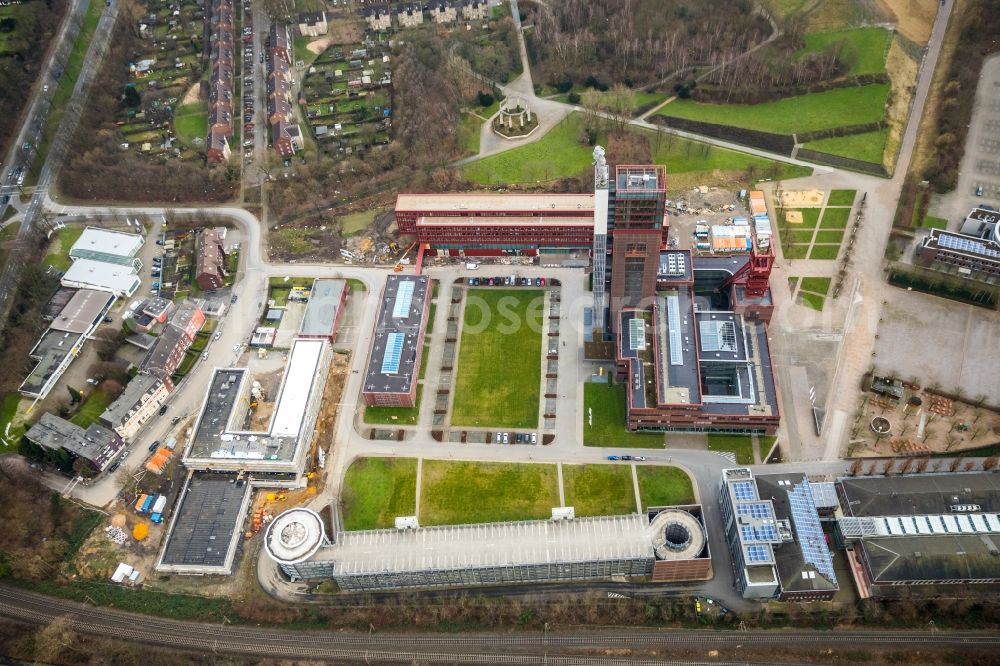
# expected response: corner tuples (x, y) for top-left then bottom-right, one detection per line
(392, 280), (415, 318)
(746, 544), (770, 563)
(666, 294), (683, 366)
(732, 481), (757, 501)
(788, 481), (837, 583)
(737, 502), (773, 519)
(381, 332), (404, 374)
(629, 318), (646, 351)
(937, 232), (1000, 258)
(661, 253), (686, 276)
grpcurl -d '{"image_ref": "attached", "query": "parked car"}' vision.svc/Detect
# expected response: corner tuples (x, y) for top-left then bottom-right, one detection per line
(976, 185), (985, 196)
(231, 294), (238, 303)
(148, 440), (160, 452)
(103, 316), (113, 323)
(531, 433), (537, 444)
(621, 455), (633, 461)
(515, 433), (523, 443)
(502, 432), (509, 444)
(108, 460), (121, 472)
(607, 455), (619, 461)
(202, 352), (209, 360)
(159, 404), (169, 416)
(633, 456), (645, 461)
(213, 331), (222, 341)
(535, 277), (542, 287)
(152, 282), (160, 289)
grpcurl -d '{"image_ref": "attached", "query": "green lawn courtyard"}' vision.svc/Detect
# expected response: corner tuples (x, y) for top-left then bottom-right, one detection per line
(451, 289), (543, 429)
(778, 199), (853, 261)
(70, 388), (112, 429)
(420, 460), (559, 525)
(804, 130), (887, 165)
(583, 382), (664, 448)
(341, 457), (417, 531)
(173, 103), (208, 148)
(791, 276), (833, 311)
(561, 464), (636, 517)
(363, 386), (423, 426)
(794, 27), (892, 76)
(827, 189), (857, 207)
(43, 226), (84, 273)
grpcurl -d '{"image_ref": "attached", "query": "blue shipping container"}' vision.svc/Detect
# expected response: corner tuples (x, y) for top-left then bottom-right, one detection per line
(141, 496), (154, 513)
(150, 513), (162, 524)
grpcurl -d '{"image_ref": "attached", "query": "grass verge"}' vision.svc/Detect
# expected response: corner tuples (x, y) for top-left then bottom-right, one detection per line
(420, 460), (559, 525)
(341, 457), (417, 530)
(804, 129), (887, 164)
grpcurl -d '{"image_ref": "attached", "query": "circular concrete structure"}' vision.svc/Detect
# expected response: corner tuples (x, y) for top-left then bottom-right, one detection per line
(264, 507), (326, 565)
(870, 416), (891, 435)
(648, 509), (706, 560)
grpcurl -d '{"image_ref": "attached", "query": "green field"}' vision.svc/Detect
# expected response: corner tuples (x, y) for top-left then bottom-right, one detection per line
(173, 104), (208, 147)
(804, 130), (887, 164)
(43, 226), (85, 272)
(561, 464), (636, 517)
(583, 382), (664, 448)
(819, 207), (852, 228)
(420, 460), (559, 525)
(70, 388), (111, 428)
(650, 132), (811, 181)
(341, 457), (417, 530)
(827, 189), (857, 206)
(814, 230), (845, 243)
(462, 114), (597, 185)
(0, 220), (19, 239)
(794, 275), (832, 311)
(808, 244), (841, 260)
(922, 215), (948, 230)
(707, 435), (755, 465)
(451, 289), (542, 429)
(781, 208), (821, 228)
(800, 277), (832, 294)
(363, 386), (423, 425)
(782, 245), (809, 259)
(656, 84), (890, 134)
(340, 209), (381, 236)
(795, 27), (891, 76)
(636, 466), (695, 507)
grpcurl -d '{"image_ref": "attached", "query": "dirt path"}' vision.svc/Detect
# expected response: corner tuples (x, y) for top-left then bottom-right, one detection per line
(181, 82), (200, 106)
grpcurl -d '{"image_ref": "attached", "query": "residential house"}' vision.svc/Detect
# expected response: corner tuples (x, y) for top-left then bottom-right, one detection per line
(460, 0), (488, 21)
(272, 121), (303, 157)
(25, 412), (125, 474)
(397, 2), (423, 27)
(297, 11), (327, 37)
(430, 1), (456, 23)
(140, 300), (206, 383)
(270, 22), (291, 64)
(206, 0), (235, 163)
(195, 228), (227, 291)
(100, 373), (170, 440)
(364, 5), (392, 31)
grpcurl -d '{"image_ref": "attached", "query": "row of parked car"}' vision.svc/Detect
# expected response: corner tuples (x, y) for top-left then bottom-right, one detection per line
(607, 455), (646, 461)
(494, 432), (538, 445)
(468, 276), (545, 287)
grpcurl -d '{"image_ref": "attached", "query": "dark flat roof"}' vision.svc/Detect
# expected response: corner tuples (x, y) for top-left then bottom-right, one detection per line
(364, 275), (429, 396)
(159, 472), (249, 570)
(861, 534), (1000, 584)
(654, 290), (700, 406)
(839, 473), (1000, 518)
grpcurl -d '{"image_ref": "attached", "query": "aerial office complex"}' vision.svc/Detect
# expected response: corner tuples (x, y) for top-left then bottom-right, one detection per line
(393, 149), (778, 434)
(719, 468), (838, 601)
(915, 207), (1000, 283)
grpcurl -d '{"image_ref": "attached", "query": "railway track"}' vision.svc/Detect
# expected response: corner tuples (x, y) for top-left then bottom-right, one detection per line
(1, 585), (997, 664)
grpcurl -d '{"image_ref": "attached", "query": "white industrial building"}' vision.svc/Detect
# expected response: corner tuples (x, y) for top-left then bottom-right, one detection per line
(61, 259), (141, 297)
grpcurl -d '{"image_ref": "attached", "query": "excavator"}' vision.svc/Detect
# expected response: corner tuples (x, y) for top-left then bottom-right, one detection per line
(393, 241), (417, 272)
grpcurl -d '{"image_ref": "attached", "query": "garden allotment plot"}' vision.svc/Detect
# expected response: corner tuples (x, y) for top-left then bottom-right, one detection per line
(451, 289), (543, 429)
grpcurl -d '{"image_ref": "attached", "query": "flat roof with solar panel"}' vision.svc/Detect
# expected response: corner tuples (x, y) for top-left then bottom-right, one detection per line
(364, 275), (430, 397)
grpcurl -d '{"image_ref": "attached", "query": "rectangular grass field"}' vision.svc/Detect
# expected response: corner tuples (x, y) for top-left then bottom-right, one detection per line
(798, 291), (826, 311)
(799, 277), (832, 295)
(795, 27), (892, 76)
(808, 244), (841, 260)
(656, 84), (890, 134)
(561, 464), (637, 517)
(341, 457), (417, 530)
(583, 382), (664, 448)
(420, 460), (559, 525)
(820, 207), (851, 228)
(636, 466), (696, 507)
(451, 289), (542, 429)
